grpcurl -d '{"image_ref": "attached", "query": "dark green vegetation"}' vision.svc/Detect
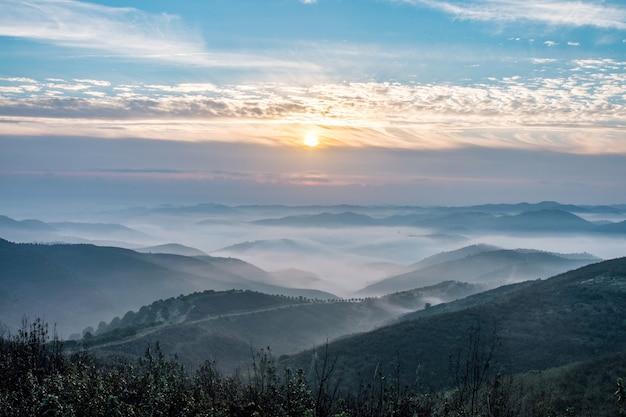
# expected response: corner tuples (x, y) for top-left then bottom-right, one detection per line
(287, 257), (626, 395)
(0, 239), (335, 335)
(76, 282), (481, 372)
(358, 245), (599, 295)
(2, 320), (625, 417)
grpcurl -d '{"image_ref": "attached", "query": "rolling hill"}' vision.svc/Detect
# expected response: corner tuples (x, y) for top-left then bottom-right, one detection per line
(0, 214), (148, 243)
(286, 257), (626, 391)
(0, 239), (335, 335)
(136, 243), (208, 257)
(407, 243), (500, 270)
(75, 281), (482, 372)
(251, 208), (626, 235)
(252, 212), (380, 227)
(213, 238), (326, 255)
(358, 246), (600, 295)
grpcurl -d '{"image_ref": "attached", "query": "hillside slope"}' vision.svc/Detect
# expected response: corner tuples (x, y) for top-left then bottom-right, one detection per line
(287, 257), (626, 390)
(359, 248), (599, 295)
(78, 281), (482, 371)
(136, 243), (207, 257)
(0, 239), (334, 335)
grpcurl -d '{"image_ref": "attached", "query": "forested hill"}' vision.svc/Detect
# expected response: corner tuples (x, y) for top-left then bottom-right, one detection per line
(74, 281), (482, 371)
(285, 257), (626, 390)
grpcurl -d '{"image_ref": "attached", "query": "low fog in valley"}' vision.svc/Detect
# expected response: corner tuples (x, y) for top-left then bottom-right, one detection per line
(2, 202), (625, 337)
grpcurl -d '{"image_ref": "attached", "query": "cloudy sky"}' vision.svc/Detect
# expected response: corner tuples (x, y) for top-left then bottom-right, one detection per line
(0, 0), (625, 207)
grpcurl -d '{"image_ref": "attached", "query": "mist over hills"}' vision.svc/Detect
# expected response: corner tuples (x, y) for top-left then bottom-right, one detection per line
(359, 246), (601, 295)
(408, 243), (500, 269)
(136, 243), (208, 257)
(0, 239), (335, 335)
(0, 199), (625, 416)
(268, 268), (323, 288)
(1, 201), (625, 395)
(105, 201), (626, 219)
(213, 238), (326, 255)
(4, 0), (626, 410)
(251, 208), (626, 234)
(74, 281), (482, 371)
(253, 212), (379, 227)
(286, 257), (626, 390)
(0, 214), (149, 244)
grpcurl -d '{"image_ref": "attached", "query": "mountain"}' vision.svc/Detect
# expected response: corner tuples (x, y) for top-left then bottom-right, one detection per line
(408, 243), (501, 270)
(492, 209), (595, 232)
(249, 207), (626, 235)
(457, 201), (592, 214)
(214, 239), (325, 255)
(0, 214), (148, 243)
(0, 239), (335, 335)
(400, 209), (595, 233)
(0, 215), (54, 232)
(49, 221), (148, 241)
(286, 257), (626, 391)
(411, 211), (495, 229)
(252, 212), (379, 227)
(75, 281), (481, 371)
(597, 220), (626, 234)
(358, 247), (600, 295)
(151, 203), (239, 216)
(137, 243), (207, 257)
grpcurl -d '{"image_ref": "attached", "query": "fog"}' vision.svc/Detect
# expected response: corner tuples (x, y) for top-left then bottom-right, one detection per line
(4, 203), (624, 298)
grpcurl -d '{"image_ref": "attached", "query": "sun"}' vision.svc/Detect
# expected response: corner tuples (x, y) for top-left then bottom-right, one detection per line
(303, 132), (320, 148)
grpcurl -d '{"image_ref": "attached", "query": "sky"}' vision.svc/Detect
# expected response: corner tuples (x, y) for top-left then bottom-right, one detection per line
(0, 0), (625, 206)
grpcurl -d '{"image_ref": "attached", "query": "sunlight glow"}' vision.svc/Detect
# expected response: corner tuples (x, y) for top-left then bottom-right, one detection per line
(304, 131), (320, 148)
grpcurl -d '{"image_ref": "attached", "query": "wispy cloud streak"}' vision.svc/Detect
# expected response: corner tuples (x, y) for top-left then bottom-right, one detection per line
(0, 0), (317, 69)
(398, 0), (626, 29)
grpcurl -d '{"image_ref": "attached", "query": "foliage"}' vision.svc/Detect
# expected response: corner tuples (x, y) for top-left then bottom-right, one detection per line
(1, 319), (623, 417)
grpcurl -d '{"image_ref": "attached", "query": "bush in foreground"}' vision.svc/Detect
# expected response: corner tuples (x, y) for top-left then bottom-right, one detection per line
(0, 320), (624, 417)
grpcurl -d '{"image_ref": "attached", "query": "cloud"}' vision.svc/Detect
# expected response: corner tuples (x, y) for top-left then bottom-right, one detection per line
(531, 58), (557, 64)
(0, 58), (624, 154)
(74, 79), (111, 87)
(544, 40), (558, 47)
(398, 0), (626, 30)
(0, 77), (37, 83)
(567, 41), (580, 46)
(0, 0), (317, 70)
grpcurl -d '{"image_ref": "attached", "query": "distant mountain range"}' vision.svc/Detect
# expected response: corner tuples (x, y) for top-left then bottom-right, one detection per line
(251, 209), (626, 234)
(358, 245), (600, 295)
(0, 214), (148, 243)
(110, 201), (626, 218)
(253, 212), (379, 227)
(73, 281), (482, 371)
(285, 257), (626, 390)
(0, 239), (335, 335)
